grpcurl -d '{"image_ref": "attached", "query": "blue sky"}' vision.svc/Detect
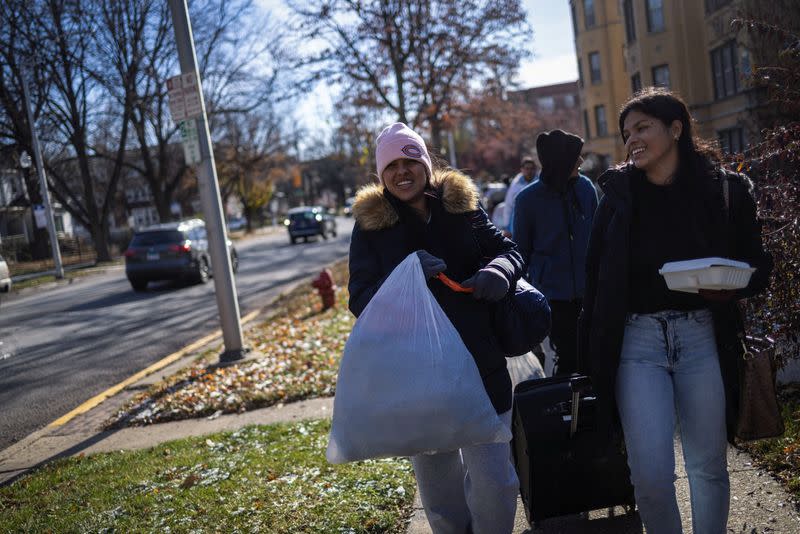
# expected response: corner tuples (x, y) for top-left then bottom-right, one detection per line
(518, 0), (579, 87)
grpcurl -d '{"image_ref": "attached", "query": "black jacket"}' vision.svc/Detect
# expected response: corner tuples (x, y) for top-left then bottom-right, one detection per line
(348, 170), (524, 413)
(577, 164), (773, 442)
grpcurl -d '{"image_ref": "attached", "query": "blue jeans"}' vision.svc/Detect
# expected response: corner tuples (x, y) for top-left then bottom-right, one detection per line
(616, 309), (729, 534)
(411, 410), (518, 534)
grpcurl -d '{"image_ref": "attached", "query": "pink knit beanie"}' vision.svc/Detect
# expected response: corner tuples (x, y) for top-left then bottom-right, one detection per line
(375, 122), (433, 182)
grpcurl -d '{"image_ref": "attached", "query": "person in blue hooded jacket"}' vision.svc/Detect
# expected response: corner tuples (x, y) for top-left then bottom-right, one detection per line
(513, 129), (598, 374)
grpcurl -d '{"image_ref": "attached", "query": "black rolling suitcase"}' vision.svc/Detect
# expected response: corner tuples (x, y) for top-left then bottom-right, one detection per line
(512, 374), (636, 525)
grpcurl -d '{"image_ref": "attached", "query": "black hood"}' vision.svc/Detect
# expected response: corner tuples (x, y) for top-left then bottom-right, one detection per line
(536, 129), (584, 191)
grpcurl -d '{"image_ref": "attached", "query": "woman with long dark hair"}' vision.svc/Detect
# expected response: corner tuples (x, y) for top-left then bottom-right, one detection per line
(578, 87), (772, 533)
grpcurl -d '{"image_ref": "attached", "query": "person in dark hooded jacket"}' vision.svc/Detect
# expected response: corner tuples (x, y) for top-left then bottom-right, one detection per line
(577, 87), (772, 534)
(348, 123), (545, 534)
(513, 129), (598, 374)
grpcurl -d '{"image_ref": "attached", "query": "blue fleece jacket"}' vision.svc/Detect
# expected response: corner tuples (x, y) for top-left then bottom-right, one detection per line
(512, 174), (598, 301)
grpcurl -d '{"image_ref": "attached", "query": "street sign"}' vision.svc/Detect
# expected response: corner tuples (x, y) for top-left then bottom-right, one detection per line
(33, 204), (47, 228)
(167, 72), (203, 122)
(179, 119), (201, 164)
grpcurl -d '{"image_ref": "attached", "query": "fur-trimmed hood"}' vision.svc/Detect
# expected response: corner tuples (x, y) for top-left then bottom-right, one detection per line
(352, 169), (480, 231)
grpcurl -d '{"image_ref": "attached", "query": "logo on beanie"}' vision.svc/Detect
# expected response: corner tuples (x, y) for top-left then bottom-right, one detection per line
(401, 144), (423, 158)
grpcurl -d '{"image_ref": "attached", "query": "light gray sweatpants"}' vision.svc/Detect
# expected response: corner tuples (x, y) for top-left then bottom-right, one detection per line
(410, 410), (518, 534)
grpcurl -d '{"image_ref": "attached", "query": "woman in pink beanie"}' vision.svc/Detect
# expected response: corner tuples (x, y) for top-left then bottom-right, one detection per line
(347, 122), (529, 534)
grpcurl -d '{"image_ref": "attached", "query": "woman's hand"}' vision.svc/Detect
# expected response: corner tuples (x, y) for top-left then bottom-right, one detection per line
(462, 268), (510, 301)
(698, 288), (738, 303)
(416, 250), (447, 279)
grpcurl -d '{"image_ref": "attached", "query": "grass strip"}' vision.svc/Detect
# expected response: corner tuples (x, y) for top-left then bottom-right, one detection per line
(11, 270), (95, 291)
(0, 419), (415, 533)
(11, 260), (123, 291)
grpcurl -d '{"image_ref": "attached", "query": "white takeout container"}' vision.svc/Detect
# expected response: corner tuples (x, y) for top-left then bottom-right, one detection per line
(658, 257), (756, 293)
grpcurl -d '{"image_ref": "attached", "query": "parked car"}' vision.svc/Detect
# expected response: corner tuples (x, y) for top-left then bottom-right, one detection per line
(227, 216), (247, 232)
(284, 206), (337, 244)
(123, 219), (239, 292)
(0, 254), (11, 293)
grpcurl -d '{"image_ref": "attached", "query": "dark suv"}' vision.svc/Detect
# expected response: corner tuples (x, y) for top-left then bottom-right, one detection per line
(123, 219), (238, 292)
(284, 206), (337, 244)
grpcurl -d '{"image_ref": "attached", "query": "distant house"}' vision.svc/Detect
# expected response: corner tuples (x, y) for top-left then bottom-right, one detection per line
(0, 150), (74, 245)
(508, 81), (583, 137)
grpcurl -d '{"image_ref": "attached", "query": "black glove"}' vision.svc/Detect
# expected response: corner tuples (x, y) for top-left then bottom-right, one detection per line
(462, 268), (510, 301)
(417, 250), (447, 279)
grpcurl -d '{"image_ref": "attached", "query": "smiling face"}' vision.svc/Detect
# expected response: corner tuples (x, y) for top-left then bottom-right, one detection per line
(381, 158), (428, 205)
(622, 109), (682, 178)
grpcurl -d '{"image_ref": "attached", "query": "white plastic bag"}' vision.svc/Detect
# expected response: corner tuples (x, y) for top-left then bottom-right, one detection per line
(326, 252), (512, 464)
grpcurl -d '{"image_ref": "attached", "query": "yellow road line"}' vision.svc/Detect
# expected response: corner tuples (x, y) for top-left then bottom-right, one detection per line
(47, 309), (261, 428)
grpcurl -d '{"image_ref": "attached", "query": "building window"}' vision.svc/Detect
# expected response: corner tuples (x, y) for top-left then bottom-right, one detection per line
(711, 41), (740, 100)
(537, 96), (556, 112)
(652, 64), (670, 88)
(718, 128), (745, 154)
(589, 52), (602, 84)
(595, 105), (608, 136)
(741, 48), (752, 78)
(631, 72), (642, 94)
(578, 58), (584, 88)
(623, 0), (636, 43)
(646, 0), (665, 33)
(583, 0), (596, 29)
(705, 0), (732, 14)
(564, 94), (575, 107)
(584, 109), (591, 139)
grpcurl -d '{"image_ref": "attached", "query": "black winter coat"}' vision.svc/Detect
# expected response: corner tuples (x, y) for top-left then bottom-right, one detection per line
(348, 170), (525, 414)
(577, 164), (773, 442)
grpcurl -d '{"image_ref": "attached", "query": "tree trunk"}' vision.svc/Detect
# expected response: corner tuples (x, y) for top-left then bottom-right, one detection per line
(244, 205), (256, 233)
(30, 230), (50, 260)
(430, 118), (443, 155)
(154, 194), (172, 223)
(21, 171), (51, 260)
(91, 221), (112, 262)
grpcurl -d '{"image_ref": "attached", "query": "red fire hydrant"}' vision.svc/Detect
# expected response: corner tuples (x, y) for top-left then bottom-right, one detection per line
(311, 269), (337, 310)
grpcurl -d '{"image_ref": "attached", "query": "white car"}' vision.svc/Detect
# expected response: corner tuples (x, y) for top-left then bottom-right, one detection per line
(0, 254), (11, 293)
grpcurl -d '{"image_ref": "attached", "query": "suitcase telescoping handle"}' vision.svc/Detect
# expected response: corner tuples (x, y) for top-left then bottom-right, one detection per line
(569, 376), (592, 437)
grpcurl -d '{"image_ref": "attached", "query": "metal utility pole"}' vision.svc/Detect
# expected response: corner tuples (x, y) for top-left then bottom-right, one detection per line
(20, 67), (64, 280)
(168, 0), (247, 363)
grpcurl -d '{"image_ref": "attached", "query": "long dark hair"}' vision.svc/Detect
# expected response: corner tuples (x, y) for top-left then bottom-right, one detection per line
(619, 87), (727, 251)
(619, 87), (721, 180)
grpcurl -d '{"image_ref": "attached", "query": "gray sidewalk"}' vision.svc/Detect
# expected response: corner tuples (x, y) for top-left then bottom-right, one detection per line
(1, 343), (798, 532)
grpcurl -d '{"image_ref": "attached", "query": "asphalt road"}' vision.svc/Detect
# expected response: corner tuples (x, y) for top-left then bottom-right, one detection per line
(0, 218), (354, 450)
